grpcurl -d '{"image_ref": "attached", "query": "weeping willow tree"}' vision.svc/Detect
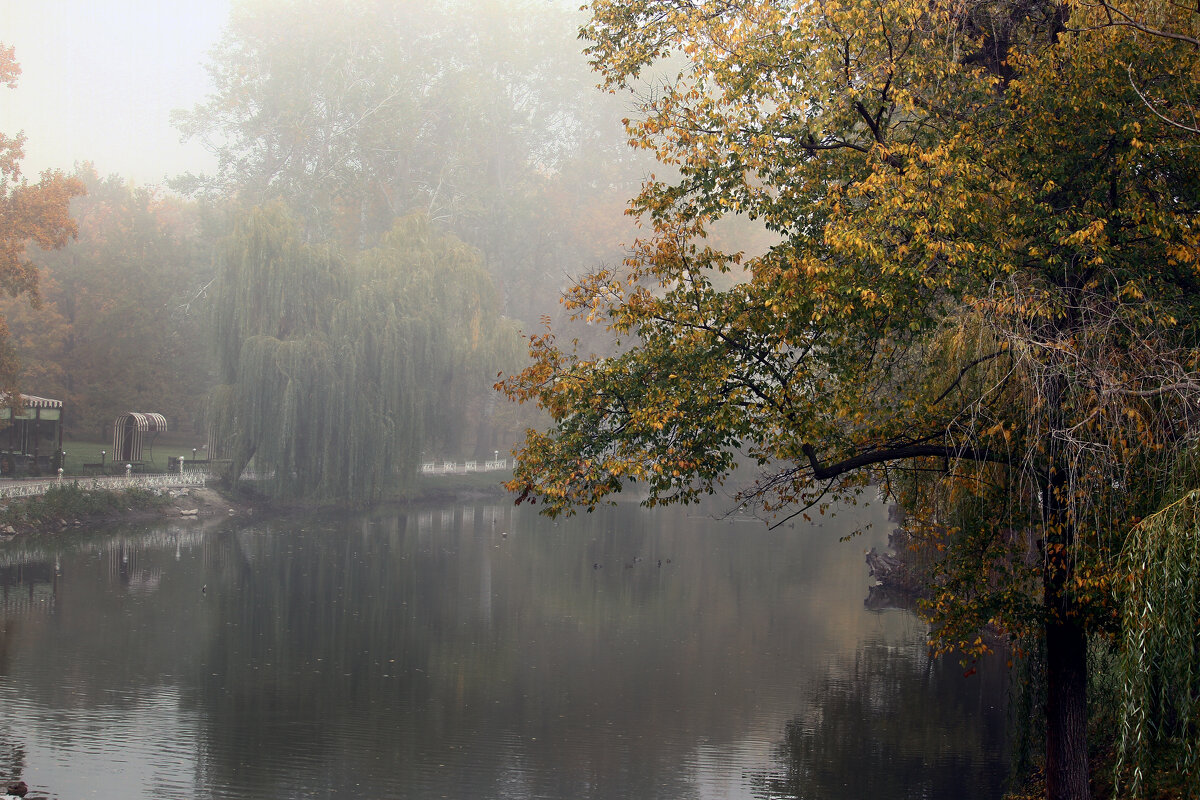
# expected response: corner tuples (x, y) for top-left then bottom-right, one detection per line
(207, 205), (513, 503)
(1117, 489), (1200, 797)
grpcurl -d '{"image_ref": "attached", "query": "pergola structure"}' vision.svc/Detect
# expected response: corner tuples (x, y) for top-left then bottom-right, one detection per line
(112, 412), (168, 465)
(0, 394), (64, 475)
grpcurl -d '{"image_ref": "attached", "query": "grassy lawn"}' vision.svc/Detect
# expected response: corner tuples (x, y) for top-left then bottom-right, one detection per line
(59, 431), (210, 475)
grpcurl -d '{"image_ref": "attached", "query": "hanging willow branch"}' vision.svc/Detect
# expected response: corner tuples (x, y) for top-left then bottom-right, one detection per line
(207, 205), (513, 505)
(1116, 488), (1200, 798)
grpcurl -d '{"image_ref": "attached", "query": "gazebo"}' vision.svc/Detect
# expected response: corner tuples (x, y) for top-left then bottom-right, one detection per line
(0, 393), (64, 475)
(112, 412), (168, 466)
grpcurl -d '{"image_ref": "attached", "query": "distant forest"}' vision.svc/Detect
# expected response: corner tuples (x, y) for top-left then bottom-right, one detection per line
(5, 1), (673, 499)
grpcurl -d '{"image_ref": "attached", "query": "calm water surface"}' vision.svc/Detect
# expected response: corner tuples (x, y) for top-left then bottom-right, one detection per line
(0, 496), (1008, 799)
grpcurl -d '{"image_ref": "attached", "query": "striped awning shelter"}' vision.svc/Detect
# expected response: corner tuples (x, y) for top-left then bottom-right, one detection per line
(113, 412), (168, 463)
(5, 394), (63, 409)
(0, 393), (63, 413)
(0, 392), (65, 474)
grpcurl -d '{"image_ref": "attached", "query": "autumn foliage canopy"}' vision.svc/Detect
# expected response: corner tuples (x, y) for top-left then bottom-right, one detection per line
(499, 0), (1200, 797)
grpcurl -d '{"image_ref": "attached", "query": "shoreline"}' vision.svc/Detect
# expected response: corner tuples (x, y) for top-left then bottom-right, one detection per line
(0, 474), (515, 539)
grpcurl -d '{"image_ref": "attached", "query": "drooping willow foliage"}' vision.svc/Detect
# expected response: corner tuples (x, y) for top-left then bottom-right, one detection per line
(1117, 488), (1200, 797)
(207, 205), (515, 503)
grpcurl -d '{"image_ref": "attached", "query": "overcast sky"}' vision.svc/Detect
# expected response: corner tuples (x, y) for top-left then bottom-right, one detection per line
(0, 1), (231, 186)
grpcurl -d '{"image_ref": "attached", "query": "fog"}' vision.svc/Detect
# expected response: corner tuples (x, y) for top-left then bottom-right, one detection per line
(0, 0), (661, 498)
(2, 0), (773, 501)
(0, 1), (229, 184)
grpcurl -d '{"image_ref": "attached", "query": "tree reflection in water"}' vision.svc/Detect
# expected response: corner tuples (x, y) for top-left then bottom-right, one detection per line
(0, 501), (1010, 799)
(752, 642), (1009, 800)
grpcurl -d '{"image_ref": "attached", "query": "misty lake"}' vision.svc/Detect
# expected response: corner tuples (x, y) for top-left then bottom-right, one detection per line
(0, 496), (1008, 799)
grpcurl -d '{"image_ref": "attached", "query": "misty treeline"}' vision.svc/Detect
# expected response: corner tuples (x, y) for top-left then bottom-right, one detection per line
(173, 0), (650, 323)
(0, 166), (213, 435)
(11, 0), (655, 502)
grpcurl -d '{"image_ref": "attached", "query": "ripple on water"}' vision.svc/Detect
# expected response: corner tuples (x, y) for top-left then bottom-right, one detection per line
(0, 683), (199, 799)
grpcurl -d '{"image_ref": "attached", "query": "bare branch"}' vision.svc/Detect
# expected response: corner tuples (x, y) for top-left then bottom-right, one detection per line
(1127, 65), (1200, 134)
(1071, 0), (1200, 47)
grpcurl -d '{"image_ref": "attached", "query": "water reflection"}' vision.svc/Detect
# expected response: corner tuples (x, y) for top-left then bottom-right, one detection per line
(752, 642), (1008, 799)
(0, 499), (1007, 799)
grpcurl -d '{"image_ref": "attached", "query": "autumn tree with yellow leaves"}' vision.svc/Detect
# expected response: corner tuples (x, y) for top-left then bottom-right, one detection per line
(499, 1), (1200, 798)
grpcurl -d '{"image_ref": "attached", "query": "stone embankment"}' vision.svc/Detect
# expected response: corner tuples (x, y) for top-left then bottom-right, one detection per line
(0, 482), (258, 539)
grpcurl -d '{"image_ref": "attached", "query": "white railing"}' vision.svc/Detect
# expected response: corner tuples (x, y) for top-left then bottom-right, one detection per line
(0, 471), (210, 500)
(0, 456), (511, 498)
(83, 473), (209, 491)
(420, 458), (508, 476)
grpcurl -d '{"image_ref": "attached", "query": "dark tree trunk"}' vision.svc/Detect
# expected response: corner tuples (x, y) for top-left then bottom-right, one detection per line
(1041, 411), (1091, 800)
(1041, 359), (1099, 796)
(1044, 613), (1090, 800)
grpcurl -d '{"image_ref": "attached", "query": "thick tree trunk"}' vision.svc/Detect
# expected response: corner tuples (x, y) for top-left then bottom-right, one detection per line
(1040, 367), (1090, 800)
(1044, 614), (1090, 800)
